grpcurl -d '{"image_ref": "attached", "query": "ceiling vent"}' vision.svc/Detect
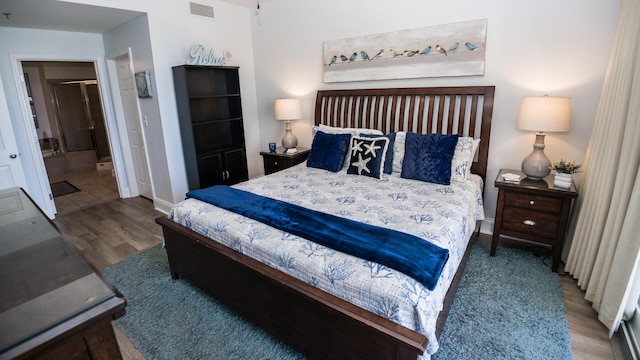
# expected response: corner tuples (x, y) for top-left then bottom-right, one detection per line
(190, 2), (214, 19)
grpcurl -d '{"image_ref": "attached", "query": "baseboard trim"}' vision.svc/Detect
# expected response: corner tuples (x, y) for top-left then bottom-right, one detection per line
(153, 198), (172, 215)
(479, 218), (494, 235)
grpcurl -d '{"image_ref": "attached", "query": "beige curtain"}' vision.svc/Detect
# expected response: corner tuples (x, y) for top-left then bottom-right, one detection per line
(563, 0), (640, 335)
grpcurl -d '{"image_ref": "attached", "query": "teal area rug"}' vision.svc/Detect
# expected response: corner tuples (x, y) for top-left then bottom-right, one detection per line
(433, 243), (572, 360)
(102, 242), (571, 360)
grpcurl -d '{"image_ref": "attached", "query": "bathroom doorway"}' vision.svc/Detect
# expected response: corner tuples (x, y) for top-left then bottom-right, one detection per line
(22, 60), (120, 215)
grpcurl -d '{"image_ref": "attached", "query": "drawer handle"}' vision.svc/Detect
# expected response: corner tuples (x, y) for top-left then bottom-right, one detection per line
(529, 200), (535, 205)
(274, 161), (278, 165)
(523, 219), (536, 226)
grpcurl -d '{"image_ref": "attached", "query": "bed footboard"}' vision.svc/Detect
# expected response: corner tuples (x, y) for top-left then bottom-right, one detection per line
(156, 216), (428, 360)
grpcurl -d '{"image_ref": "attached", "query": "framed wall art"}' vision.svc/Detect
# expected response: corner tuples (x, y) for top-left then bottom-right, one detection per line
(135, 70), (153, 98)
(323, 19), (487, 82)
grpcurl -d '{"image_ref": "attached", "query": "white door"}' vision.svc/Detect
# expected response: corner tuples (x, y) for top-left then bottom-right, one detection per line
(0, 75), (28, 190)
(114, 55), (152, 199)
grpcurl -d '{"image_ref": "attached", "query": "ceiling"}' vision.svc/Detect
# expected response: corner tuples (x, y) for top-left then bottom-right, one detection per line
(0, 0), (143, 34)
(0, 0), (272, 34)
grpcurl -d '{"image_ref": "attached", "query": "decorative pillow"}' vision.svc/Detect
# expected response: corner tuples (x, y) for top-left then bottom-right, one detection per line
(346, 136), (389, 179)
(317, 124), (384, 136)
(312, 124), (384, 168)
(306, 131), (351, 172)
(471, 138), (480, 162)
(361, 132), (395, 174)
(392, 131), (407, 174)
(401, 133), (459, 185)
(451, 137), (481, 182)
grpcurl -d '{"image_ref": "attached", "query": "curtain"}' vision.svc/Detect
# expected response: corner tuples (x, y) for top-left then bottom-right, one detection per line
(562, 0), (640, 336)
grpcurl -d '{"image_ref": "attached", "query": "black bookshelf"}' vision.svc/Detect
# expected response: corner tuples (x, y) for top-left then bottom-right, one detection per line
(173, 65), (249, 190)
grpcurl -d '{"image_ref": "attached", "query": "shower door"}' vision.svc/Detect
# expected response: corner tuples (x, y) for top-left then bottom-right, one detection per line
(51, 83), (93, 152)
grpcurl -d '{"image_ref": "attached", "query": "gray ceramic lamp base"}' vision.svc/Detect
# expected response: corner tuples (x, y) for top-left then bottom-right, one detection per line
(281, 130), (298, 149)
(521, 133), (551, 180)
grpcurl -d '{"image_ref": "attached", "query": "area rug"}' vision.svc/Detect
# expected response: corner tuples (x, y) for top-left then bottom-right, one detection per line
(433, 242), (572, 360)
(102, 242), (571, 360)
(50, 180), (80, 197)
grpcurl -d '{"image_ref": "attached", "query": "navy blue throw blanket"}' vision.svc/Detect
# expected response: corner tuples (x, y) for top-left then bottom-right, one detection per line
(186, 186), (449, 291)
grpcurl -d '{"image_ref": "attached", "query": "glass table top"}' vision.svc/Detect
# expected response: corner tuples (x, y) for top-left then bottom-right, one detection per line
(0, 187), (115, 352)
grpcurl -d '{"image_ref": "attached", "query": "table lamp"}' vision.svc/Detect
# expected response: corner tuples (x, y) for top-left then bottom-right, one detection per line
(516, 95), (571, 180)
(274, 98), (302, 149)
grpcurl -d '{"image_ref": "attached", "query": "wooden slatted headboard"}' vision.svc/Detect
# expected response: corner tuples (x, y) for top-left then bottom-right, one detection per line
(314, 86), (495, 182)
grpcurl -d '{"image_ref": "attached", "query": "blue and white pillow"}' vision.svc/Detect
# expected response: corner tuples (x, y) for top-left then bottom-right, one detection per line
(361, 132), (396, 174)
(450, 137), (481, 182)
(346, 136), (389, 179)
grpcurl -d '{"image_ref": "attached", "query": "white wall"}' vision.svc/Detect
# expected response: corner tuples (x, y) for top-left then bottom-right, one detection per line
(1, 0), (260, 212)
(143, 1), (261, 205)
(0, 27), (113, 215)
(0, 0), (621, 223)
(83, 0), (261, 205)
(103, 14), (174, 210)
(249, 0), (621, 227)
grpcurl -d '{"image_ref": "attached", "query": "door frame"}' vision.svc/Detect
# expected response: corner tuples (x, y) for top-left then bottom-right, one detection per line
(106, 47), (155, 199)
(9, 54), (131, 218)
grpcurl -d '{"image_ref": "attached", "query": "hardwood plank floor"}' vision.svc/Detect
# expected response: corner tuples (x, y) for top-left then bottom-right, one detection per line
(54, 197), (615, 359)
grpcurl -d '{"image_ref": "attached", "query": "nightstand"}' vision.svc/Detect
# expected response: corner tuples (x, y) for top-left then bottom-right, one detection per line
(260, 147), (310, 175)
(491, 169), (578, 272)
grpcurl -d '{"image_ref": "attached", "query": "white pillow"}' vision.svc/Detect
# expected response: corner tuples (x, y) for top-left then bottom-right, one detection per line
(392, 131), (406, 174)
(451, 137), (481, 182)
(317, 124), (383, 136)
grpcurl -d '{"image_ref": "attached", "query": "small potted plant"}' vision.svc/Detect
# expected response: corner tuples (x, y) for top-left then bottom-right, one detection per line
(551, 159), (581, 188)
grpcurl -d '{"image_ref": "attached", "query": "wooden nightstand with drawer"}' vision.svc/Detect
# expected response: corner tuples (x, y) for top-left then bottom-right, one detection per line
(260, 147), (310, 175)
(491, 169), (578, 272)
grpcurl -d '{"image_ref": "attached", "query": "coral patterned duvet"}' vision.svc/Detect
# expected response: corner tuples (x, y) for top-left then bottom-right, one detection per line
(168, 163), (484, 356)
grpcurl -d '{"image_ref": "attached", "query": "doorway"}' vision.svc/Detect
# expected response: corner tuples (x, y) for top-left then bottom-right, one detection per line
(22, 61), (120, 215)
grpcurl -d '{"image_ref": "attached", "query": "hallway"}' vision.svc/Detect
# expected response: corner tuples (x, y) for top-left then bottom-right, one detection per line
(50, 169), (119, 216)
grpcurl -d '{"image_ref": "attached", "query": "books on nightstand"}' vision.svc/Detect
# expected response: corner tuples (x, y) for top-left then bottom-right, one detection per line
(502, 172), (521, 183)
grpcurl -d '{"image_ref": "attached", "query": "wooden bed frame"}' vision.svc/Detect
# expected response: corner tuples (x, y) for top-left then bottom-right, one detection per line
(156, 86), (495, 360)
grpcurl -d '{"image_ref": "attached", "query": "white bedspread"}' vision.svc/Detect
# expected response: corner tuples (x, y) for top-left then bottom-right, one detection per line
(169, 163), (484, 356)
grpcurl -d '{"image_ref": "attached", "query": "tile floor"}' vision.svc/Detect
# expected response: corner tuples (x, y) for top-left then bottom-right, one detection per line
(50, 169), (120, 216)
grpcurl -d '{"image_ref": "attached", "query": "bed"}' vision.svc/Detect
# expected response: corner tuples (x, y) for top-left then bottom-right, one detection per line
(156, 85), (495, 360)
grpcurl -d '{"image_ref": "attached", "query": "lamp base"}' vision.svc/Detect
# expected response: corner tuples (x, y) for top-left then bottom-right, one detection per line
(281, 120), (298, 149)
(521, 133), (551, 180)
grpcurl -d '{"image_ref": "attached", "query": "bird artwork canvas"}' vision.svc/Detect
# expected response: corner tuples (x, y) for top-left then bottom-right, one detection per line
(323, 19), (487, 82)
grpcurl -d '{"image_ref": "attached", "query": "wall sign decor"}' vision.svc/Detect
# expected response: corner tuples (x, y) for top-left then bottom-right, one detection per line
(186, 44), (226, 66)
(135, 70), (153, 98)
(323, 19), (487, 82)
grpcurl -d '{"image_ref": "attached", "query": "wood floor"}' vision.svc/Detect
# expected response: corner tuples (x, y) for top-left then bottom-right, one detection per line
(53, 195), (615, 360)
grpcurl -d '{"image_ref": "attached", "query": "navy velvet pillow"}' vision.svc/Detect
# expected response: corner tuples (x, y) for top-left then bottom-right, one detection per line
(346, 136), (389, 179)
(361, 132), (395, 174)
(307, 131), (351, 172)
(401, 133), (459, 185)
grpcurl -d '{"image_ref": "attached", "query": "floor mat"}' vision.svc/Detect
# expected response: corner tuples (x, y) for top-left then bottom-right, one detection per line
(51, 181), (81, 197)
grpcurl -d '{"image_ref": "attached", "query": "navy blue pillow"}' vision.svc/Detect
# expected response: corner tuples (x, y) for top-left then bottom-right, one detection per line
(361, 132), (395, 174)
(307, 131), (351, 172)
(347, 136), (389, 179)
(401, 133), (459, 185)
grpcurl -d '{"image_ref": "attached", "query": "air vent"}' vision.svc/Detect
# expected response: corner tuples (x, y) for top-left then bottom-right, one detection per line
(190, 2), (214, 19)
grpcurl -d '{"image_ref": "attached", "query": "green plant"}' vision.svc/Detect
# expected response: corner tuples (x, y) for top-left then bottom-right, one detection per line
(551, 159), (581, 174)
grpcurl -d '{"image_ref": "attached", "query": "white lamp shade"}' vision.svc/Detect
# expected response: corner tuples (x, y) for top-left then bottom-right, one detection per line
(274, 99), (302, 121)
(517, 96), (571, 132)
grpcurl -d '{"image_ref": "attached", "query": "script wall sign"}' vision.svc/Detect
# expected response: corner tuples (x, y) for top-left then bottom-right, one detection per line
(186, 45), (226, 66)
